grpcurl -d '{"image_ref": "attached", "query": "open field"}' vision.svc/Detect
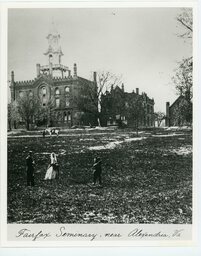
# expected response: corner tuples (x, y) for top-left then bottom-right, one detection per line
(7, 128), (192, 224)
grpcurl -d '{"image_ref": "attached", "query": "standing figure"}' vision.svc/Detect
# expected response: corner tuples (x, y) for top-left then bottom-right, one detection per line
(44, 152), (59, 180)
(93, 157), (102, 185)
(42, 129), (46, 138)
(26, 151), (35, 186)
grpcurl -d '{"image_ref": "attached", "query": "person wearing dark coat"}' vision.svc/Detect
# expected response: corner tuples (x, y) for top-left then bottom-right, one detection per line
(26, 151), (35, 186)
(93, 157), (102, 185)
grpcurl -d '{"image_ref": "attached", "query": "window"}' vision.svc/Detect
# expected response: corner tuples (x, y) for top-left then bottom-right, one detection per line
(68, 112), (71, 121)
(116, 114), (120, 120)
(56, 98), (60, 108)
(66, 98), (70, 107)
(42, 97), (46, 106)
(42, 87), (46, 96)
(19, 91), (23, 98)
(65, 87), (70, 93)
(29, 90), (33, 97)
(64, 112), (67, 122)
(55, 88), (60, 95)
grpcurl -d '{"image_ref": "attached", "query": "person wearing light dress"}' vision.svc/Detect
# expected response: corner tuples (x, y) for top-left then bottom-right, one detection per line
(44, 152), (59, 180)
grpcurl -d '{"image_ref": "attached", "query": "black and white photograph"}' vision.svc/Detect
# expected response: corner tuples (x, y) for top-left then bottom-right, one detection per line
(0, 2), (198, 247)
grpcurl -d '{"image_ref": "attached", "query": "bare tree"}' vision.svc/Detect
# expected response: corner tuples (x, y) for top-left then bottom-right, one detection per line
(154, 111), (165, 127)
(77, 71), (122, 126)
(38, 95), (56, 127)
(171, 9), (193, 125)
(176, 8), (193, 39)
(17, 92), (41, 130)
(172, 57), (192, 100)
(8, 101), (20, 130)
(174, 8), (193, 98)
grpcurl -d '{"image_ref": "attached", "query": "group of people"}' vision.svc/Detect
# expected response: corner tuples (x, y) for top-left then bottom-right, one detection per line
(26, 151), (102, 187)
(42, 128), (59, 138)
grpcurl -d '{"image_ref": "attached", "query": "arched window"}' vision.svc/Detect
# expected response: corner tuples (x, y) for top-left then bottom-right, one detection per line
(55, 98), (60, 108)
(19, 91), (23, 98)
(65, 86), (70, 93)
(29, 90), (33, 97)
(55, 88), (60, 95)
(68, 112), (71, 121)
(64, 112), (67, 122)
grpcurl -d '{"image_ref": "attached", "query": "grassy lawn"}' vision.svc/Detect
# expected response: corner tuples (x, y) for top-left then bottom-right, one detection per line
(7, 128), (192, 224)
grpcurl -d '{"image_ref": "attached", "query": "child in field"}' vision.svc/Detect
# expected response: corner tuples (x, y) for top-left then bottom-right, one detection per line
(93, 157), (102, 185)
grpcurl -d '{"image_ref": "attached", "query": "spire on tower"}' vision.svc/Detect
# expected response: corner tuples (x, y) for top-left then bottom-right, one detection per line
(48, 19), (59, 37)
(40, 21), (68, 78)
(44, 20), (63, 64)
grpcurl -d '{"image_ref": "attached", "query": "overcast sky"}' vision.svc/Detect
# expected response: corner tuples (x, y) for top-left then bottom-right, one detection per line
(8, 8), (192, 112)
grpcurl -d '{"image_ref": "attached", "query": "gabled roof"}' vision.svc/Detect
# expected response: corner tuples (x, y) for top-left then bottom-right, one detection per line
(169, 95), (185, 110)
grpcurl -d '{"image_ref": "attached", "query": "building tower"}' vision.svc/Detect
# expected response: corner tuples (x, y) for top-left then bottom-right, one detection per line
(39, 21), (68, 78)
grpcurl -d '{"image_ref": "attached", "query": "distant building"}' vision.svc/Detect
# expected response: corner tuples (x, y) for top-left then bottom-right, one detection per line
(101, 85), (155, 127)
(10, 23), (98, 128)
(165, 95), (192, 126)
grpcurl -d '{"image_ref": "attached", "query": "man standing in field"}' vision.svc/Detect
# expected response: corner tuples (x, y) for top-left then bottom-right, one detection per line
(93, 157), (102, 186)
(26, 151), (35, 186)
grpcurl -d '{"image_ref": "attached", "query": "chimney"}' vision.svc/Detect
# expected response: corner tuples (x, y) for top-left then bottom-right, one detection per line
(11, 71), (14, 82)
(121, 83), (124, 92)
(166, 102), (170, 127)
(93, 71), (97, 83)
(73, 63), (77, 77)
(36, 64), (40, 77)
(136, 88), (139, 95)
(68, 70), (71, 77)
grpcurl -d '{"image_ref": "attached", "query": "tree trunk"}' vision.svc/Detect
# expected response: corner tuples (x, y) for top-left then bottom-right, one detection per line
(97, 117), (101, 127)
(97, 112), (101, 127)
(8, 120), (12, 131)
(26, 121), (30, 130)
(14, 120), (17, 129)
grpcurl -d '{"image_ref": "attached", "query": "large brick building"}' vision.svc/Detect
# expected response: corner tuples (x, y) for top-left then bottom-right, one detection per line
(10, 24), (98, 128)
(101, 85), (155, 127)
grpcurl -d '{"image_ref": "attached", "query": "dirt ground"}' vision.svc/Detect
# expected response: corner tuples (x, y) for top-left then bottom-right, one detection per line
(7, 128), (192, 224)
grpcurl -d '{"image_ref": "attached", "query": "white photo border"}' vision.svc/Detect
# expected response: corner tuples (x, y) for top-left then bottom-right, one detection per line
(0, 0), (199, 249)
